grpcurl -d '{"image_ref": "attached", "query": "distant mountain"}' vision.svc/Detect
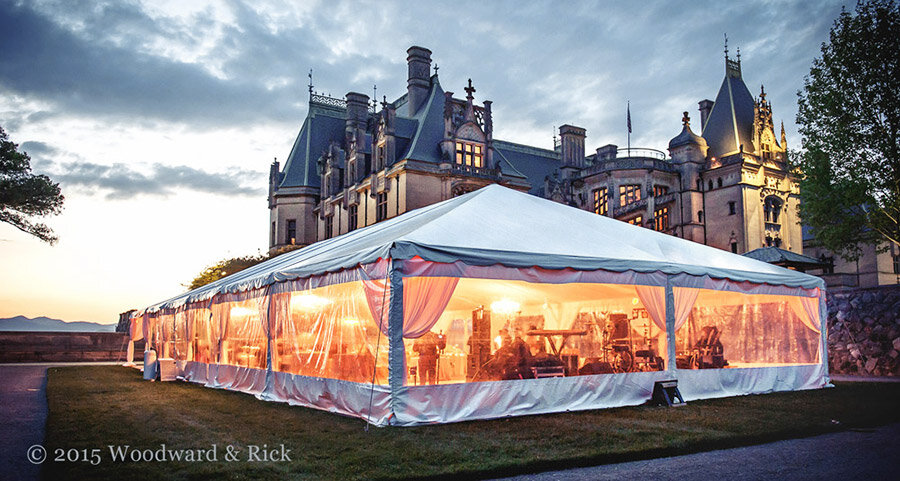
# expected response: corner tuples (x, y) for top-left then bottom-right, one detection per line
(0, 316), (117, 332)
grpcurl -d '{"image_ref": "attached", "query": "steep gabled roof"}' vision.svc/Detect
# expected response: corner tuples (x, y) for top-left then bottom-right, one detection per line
(701, 64), (756, 159)
(278, 107), (346, 189)
(147, 185), (823, 311)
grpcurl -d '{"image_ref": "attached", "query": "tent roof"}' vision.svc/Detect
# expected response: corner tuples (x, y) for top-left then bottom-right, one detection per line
(146, 185), (823, 311)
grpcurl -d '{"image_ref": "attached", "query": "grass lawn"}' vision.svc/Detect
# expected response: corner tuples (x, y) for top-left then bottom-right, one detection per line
(42, 366), (900, 481)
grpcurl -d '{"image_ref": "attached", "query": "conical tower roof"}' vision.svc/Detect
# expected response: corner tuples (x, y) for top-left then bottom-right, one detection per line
(701, 54), (756, 159)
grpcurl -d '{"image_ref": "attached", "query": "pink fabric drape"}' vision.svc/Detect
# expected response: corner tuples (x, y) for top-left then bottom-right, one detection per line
(363, 278), (391, 335)
(401, 277), (459, 339)
(673, 287), (700, 331)
(362, 276), (459, 339)
(635, 286), (666, 331)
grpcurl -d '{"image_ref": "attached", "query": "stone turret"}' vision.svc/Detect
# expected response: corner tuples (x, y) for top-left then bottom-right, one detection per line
(406, 46), (432, 116)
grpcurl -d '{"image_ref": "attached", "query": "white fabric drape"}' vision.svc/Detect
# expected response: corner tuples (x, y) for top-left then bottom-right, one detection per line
(673, 287), (700, 331)
(635, 286), (666, 330)
(788, 296), (822, 334)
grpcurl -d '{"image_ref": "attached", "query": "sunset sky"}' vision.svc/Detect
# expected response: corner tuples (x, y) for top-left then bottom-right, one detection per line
(0, 0), (847, 323)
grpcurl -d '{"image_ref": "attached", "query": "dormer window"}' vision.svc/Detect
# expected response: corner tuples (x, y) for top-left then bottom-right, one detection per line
(455, 141), (483, 168)
(376, 143), (386, 171)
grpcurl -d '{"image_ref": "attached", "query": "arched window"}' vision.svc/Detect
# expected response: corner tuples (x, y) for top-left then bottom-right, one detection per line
(717, 177), (723, 188)
(708, 180), (713, 191)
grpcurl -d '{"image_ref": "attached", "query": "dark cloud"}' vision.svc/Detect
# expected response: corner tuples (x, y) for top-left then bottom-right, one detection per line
(0, 1), (312, 127)
(0, 0), (849, 152)
(20, 140), (58, 156)
(35, 158), (264, 200)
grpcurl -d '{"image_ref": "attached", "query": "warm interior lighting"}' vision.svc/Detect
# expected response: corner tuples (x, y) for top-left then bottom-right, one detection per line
(230, 306), (254, 318)
(632, 297), (639, 305)
(490, 299), (520, 315)
(291, 293), (333, 312)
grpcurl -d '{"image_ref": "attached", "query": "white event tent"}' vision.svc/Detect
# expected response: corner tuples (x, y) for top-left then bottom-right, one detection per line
(129, 184), (829, 426)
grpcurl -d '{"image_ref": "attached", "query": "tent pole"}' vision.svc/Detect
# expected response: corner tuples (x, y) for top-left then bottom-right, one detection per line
(820, 288), (831, 386)
(387, 258), (405, 424)
(664, 277), (676, 375)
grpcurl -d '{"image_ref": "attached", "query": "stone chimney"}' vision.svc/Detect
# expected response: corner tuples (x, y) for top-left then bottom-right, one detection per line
(406, 46), (432, 116)
(596, 144), (618, 161)
(345, 92), (370, 132)
(559, 125), (586, 169)
(698, 99), (714, 132)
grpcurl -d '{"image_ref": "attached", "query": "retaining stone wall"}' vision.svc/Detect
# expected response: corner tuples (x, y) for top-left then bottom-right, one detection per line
(827, 284), (900, 376)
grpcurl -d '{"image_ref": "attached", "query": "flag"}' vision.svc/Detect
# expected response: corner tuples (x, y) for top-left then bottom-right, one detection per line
(627, 101), (632, 134)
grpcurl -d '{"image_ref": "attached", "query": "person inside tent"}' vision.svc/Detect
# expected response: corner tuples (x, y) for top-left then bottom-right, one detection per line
(413, 330), (446, 384)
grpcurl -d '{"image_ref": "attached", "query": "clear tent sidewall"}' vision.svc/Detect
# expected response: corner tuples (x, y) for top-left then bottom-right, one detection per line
(136, 257), (828, 427)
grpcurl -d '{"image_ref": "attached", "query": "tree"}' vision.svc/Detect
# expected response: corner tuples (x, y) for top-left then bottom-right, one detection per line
(795, 0), (900, 261)
(187, 246), (302, 290)
(188, 254), (268, 290)
(0, 126), (65, 244)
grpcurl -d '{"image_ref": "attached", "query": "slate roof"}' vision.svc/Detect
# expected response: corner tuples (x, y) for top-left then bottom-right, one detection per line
(743, 247), (825, 270)
(701, 66), (756, 159)
(276, 73), (562, 194)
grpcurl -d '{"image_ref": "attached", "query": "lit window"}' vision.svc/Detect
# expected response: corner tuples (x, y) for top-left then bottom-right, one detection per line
(627, 216), (643, 226)
(376, 192), (388, 221)
(592, 188), (608, 215)
(653, 185), (668, 197)
(455, 141), (484, 167)
(619, 184), (641, 207)
(654, 206), (669, 231)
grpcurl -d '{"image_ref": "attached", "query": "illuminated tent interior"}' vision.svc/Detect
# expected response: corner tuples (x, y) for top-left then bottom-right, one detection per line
(130, 184), (828, 426)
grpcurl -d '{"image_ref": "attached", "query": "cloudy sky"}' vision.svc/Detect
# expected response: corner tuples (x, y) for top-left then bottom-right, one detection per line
(0, 0), (847, 323)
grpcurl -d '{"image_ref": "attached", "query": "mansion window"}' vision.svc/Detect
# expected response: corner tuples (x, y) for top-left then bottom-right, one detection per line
(619, 184), (641, 207)
(762, 143), (772, 161)
(286, 219), (296, 245)
(893, 254), (900, 275)
(627, 216), (643, 226)
(323, 216), (333, 240)
(765, 236), (782, 248)
(731, 241), (738, 254)
(764, 197), (782, 223)
(592, 188), (608, 215)
(376, 192), (388, 221)
(271, 221), (275, 245)
(348, 204), (358, 231)
(653, 206), (669, 231)
(455, 141), (483, 168)
(653, 185), (668, 197)
(717, 178), (723, 188)
(728, 201), (736, 215)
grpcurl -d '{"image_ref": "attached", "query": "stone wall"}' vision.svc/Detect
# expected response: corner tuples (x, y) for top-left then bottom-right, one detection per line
(827, 284), (900, 376)
(0, 331), (141, 363)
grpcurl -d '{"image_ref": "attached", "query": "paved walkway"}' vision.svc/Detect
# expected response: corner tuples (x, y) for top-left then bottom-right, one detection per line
(492, 423), (900, 481)
(0, 363), (121, 480)
(0, 365), (48, 480)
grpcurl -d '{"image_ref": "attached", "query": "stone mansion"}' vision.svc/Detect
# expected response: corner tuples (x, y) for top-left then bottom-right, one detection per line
(268, 46), (799, 257)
